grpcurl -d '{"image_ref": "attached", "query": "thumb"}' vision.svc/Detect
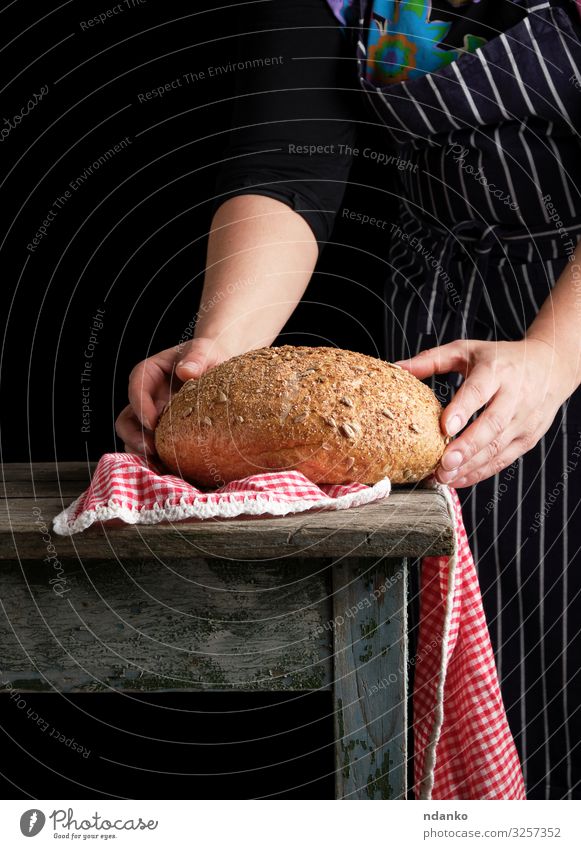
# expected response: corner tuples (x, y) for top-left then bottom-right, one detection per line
(174, 337), (224, 381)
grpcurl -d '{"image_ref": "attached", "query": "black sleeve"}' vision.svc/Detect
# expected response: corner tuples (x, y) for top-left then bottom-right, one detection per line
(212, 0), (360, 248)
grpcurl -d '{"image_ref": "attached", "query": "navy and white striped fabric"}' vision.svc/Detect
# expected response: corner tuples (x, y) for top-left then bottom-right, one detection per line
(346, 0), (581, 798)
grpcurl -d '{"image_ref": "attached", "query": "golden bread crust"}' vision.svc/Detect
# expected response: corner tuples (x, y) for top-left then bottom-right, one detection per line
(154, 345), (446, 486)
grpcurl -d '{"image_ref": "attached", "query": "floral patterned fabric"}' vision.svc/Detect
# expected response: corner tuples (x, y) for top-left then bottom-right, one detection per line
(326, 0), (516, 85)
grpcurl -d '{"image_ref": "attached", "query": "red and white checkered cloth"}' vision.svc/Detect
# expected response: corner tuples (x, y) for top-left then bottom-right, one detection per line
(413, 489), (526, 800)
(53, 452), (525, 800)
(52, 453), (392, 532)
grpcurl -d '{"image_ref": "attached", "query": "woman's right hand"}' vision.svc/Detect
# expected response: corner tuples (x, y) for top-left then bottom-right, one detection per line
(115, 337), (234, 457)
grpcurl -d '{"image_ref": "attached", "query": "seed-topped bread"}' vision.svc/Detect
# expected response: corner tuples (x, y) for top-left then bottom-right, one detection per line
(154, 345), (446, 486)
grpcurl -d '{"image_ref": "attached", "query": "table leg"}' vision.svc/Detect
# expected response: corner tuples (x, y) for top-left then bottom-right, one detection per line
(332, 556), (408, 800)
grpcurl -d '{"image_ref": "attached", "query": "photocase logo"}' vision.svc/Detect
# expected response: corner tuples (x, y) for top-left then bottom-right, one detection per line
(19, 809), (46, 837)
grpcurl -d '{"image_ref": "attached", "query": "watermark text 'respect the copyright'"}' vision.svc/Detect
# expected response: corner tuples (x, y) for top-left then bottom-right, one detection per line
(288, 142), (417, 171)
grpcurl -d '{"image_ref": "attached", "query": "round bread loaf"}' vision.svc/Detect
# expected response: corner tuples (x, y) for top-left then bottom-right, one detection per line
(154, 345), (446, 486)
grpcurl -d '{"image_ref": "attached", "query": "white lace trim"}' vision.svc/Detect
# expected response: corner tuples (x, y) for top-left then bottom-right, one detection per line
(418, 481), (458, 801)
(52, 477), (392, 536)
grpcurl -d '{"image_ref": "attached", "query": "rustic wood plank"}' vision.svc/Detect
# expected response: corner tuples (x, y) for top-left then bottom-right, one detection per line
(3, 481), (94, 498)
(332, 557), (407, 800)
(1, 462), (96, 482)
(1, 462), (95, 499)
(0, 557), (333, 693)
(2, 491), (451, 525)
(1, 478), (454, 562)
(1, 496), (452, 560)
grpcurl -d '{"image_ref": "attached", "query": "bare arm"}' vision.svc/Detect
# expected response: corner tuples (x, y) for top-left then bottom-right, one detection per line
(115, 194), (318, 455)
(179, 194), (319, 376)
(525, 251), (581, 389)
(116, 0), (357, 456)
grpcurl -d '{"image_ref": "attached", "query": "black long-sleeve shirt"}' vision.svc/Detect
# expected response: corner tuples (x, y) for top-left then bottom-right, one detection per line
(212, 0), (361, 246)
(213, 0), (581, 246)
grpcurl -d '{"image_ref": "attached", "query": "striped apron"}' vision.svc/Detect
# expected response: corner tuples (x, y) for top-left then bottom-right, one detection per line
(353, 0), (581, 797)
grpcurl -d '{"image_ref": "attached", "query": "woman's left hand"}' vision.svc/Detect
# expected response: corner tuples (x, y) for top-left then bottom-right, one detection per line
(396, 338), (576, 488)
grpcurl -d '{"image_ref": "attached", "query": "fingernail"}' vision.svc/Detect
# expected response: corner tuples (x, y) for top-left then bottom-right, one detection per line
(438, 468), (459, 483)
(441, 449), (463, 471)
(446, 415), (462, 437)
(142, 416), (152, 431)
(177, 361), (199, 375)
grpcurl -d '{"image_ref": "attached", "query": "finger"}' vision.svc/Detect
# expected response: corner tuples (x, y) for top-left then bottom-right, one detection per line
(127, 359), (170, 431)
(443, 433), (537, 488)
(439, 361), (501, 438)
(115, 404), (135, 443)
(126, 345), (183, 430)
(116, 405), (156, 456)
(436, 407), (519, 486)
(123, 431), (156, 457)
(394, 340), (472, 380)
(175, 337), (224, 381)
(437, 387), (515, 476)
(439, 409), (544, 485)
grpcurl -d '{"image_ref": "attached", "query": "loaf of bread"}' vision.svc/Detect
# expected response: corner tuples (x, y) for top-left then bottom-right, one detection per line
(154, 345), (447, 486)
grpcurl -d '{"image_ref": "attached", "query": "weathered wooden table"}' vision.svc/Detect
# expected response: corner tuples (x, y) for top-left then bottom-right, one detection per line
(0, 462), (454, 799)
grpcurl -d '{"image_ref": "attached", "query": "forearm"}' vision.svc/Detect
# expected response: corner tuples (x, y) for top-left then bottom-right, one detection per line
(525, 251), (581, 391)
(194, 0), (358, 362)
(194, 195), (318, 356)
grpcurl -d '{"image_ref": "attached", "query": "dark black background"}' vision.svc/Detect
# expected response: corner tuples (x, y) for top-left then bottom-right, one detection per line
(0, 0), (397, 799)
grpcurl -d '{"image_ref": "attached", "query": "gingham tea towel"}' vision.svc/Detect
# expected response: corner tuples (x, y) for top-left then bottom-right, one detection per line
(51, 453), (392, 533)
(52, 452), (525, 800)
(414, 486), (526, 800)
